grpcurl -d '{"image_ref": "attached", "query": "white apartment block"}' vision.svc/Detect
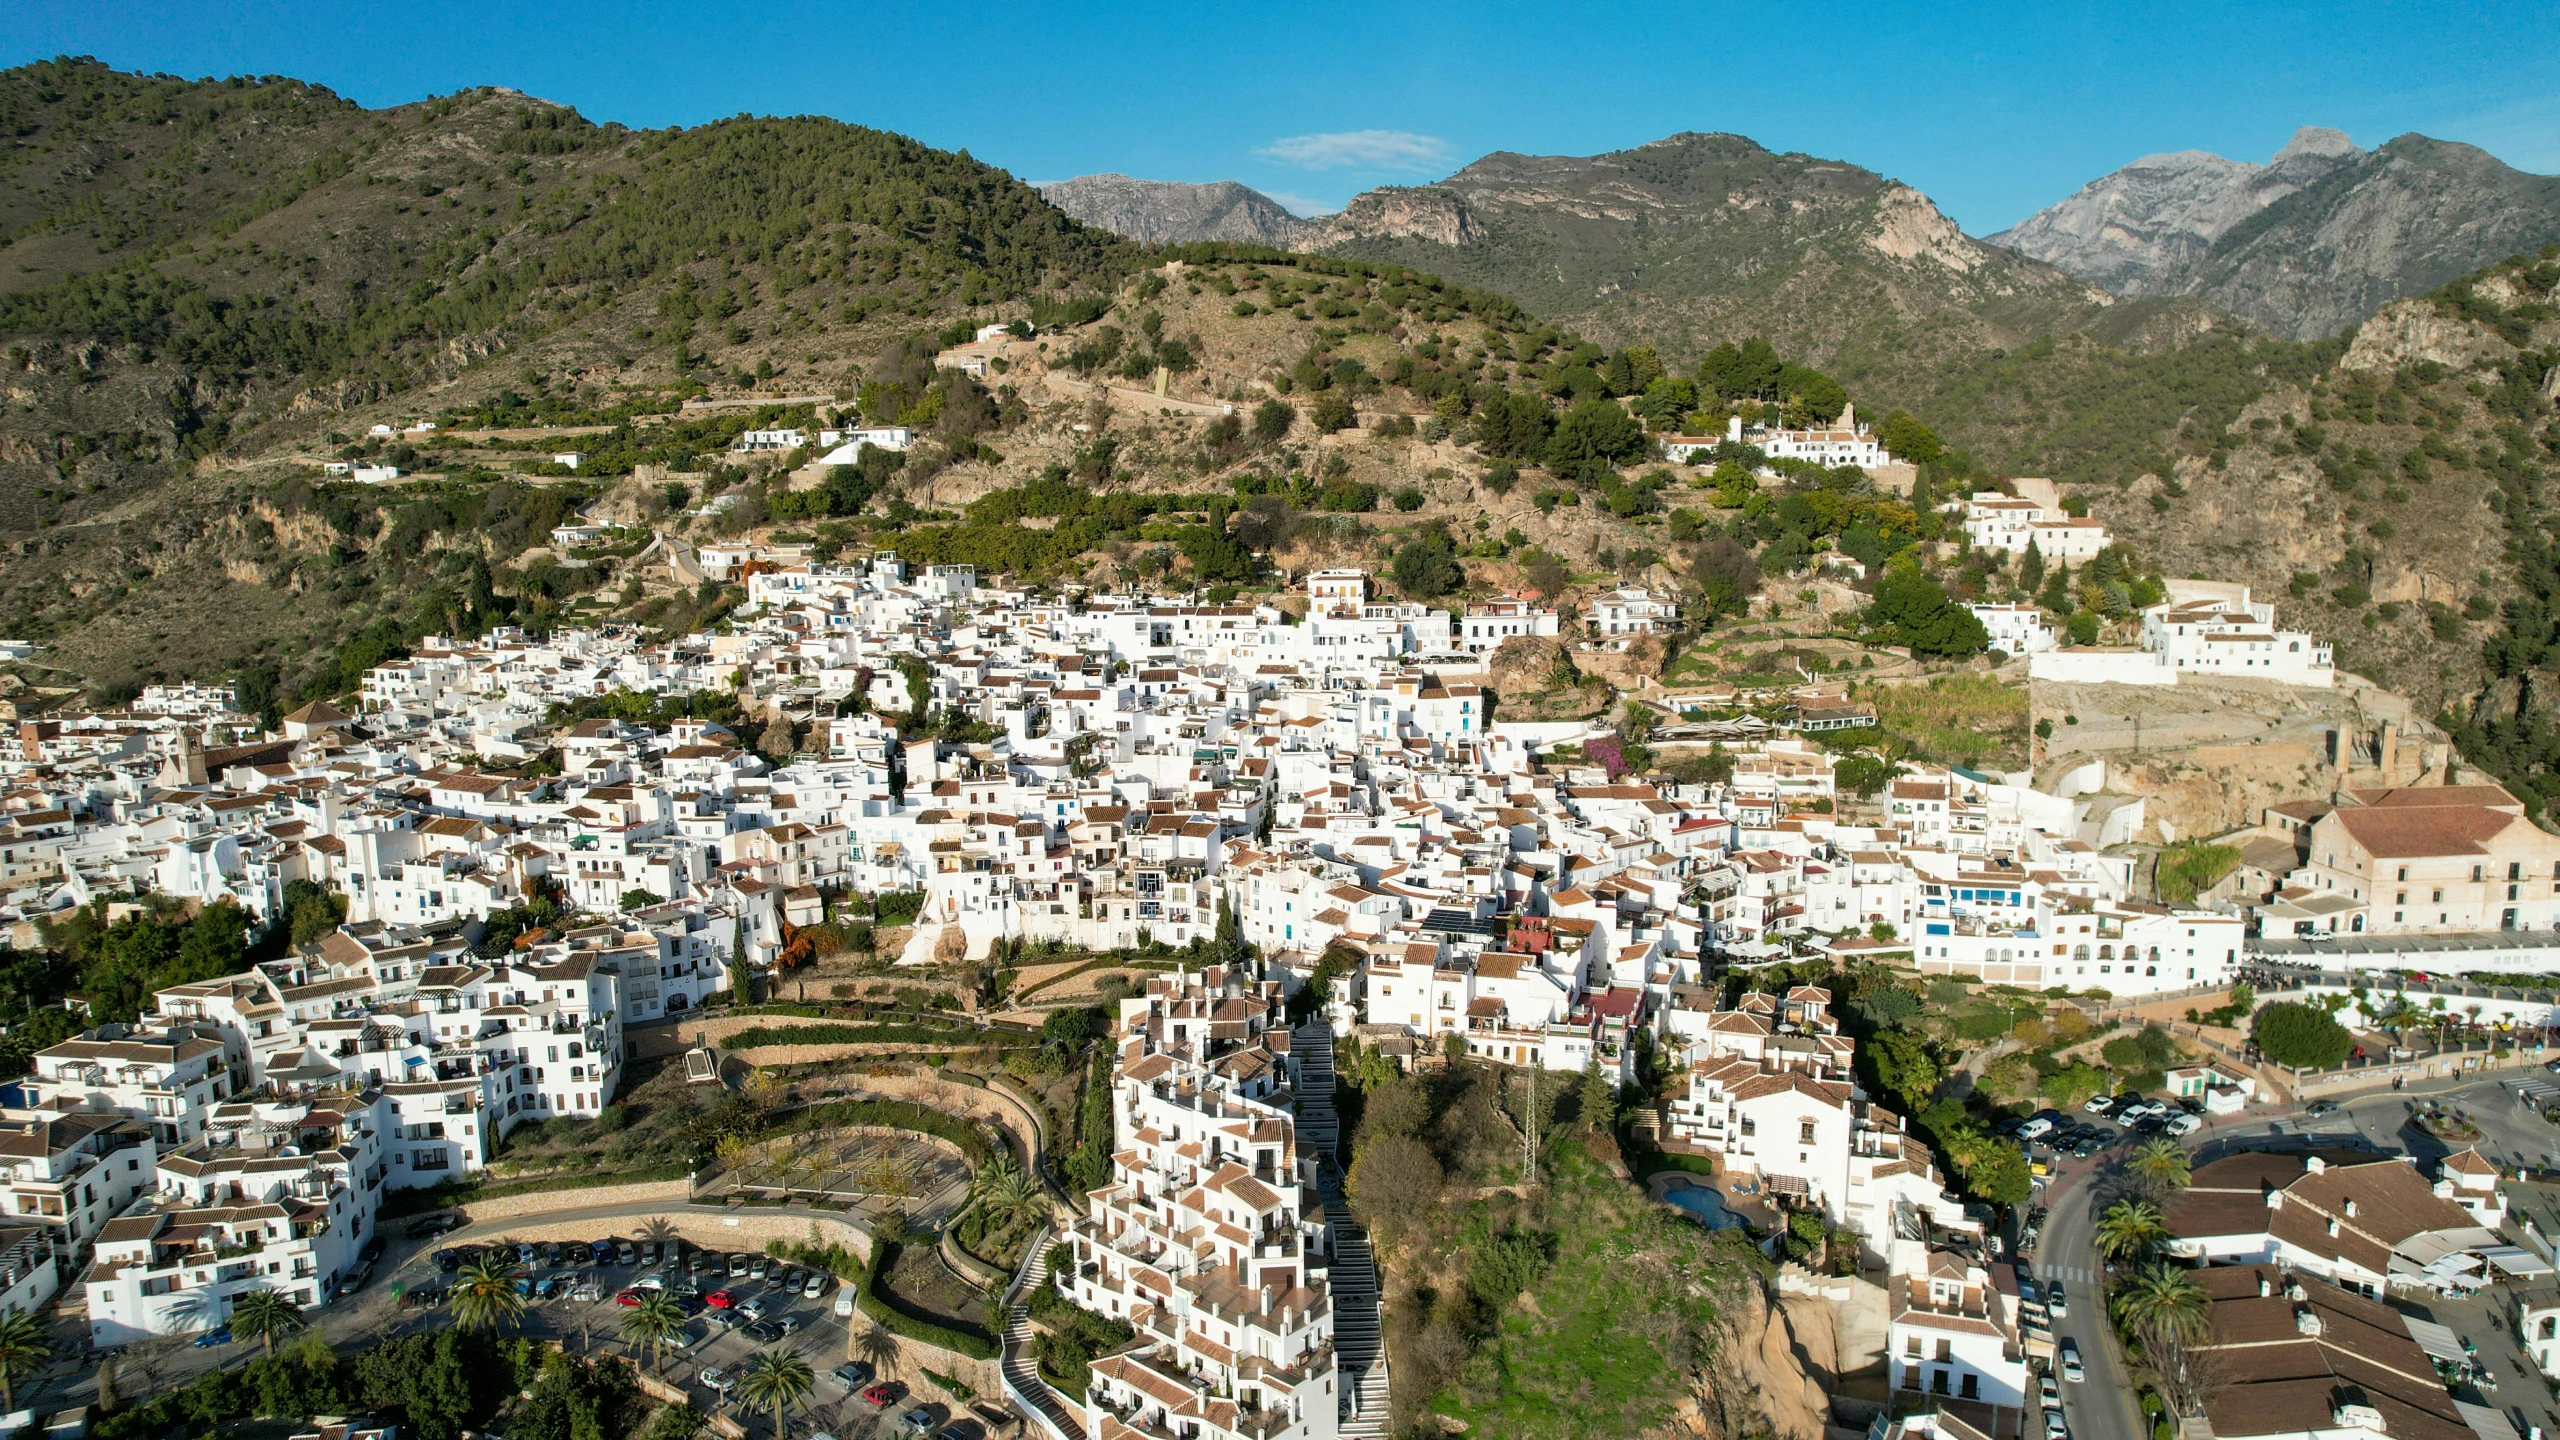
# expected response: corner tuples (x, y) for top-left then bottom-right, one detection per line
(1457, 596), (1559, 654)
(1067, 969), (1341, 1440)
(1968, 603), (2056, 656)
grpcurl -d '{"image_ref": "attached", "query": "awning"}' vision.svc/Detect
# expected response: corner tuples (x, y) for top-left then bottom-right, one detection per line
(2480, 1244), (2556, 1278)
(2456, 1401), (2520, 1440)
(2403, 1316), (2467, 1365)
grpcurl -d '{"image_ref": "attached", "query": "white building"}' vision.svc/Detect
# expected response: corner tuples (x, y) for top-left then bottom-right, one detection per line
(2141, 582), (2334, 688)
(1458, 596), (1560, 654)
(1066, 969), (1344, 1440)
(1968, 603), (2056, 657)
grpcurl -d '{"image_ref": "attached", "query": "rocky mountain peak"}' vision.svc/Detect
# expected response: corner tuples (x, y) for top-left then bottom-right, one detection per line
(1039, 173), (1306, 246)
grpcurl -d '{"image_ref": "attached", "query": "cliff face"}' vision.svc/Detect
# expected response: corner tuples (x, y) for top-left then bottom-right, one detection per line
(1038, 174), (1306, 246)
(1992, 128), (2560, 339)
(1988, 128), (2362, 296)
(1295, 185), (1483, 248)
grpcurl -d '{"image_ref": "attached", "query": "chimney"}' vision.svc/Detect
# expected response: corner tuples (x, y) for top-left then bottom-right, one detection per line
(2304, 1155), (2326, 1175)
(2258, 1275), (2273, 1298)
(2296, 1304), (2323, 1335)
(2343, 1198), (2358, 1218)
(2326, 1217), (2340, 1237)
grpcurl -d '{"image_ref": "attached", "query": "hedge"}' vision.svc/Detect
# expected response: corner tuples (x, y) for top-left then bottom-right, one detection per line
(722, 1022), (1034, 1050)
(858, 1241), (999, 1358)
(378, 1161), (693, 1217)
(786, 1097), (998, 1167)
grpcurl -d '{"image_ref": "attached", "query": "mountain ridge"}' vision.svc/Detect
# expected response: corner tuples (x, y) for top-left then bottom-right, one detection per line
(1990, 127), (2560, 338)
(1039, 173), (1307, 246)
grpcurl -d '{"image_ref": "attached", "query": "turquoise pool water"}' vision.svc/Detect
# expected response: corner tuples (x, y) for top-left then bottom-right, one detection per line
(1664, 1185), (1744, 1229)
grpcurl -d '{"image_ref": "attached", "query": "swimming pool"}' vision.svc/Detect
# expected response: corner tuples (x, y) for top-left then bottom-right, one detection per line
(1663, 1184), (1745, 1230)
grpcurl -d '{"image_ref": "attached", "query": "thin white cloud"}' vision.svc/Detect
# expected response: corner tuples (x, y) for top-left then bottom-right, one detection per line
(1258, 129), (1448, 172)
(1259, 191), (1342, 218)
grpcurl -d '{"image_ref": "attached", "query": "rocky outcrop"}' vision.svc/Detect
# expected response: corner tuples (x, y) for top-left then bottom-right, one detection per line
(1990, 127), (2362, 296)
(1993, 127), (2560, 339)
(2338, 295), (2511, 373)
(1295, 184), (1483, 248)
(1039, 174), (1306, 246)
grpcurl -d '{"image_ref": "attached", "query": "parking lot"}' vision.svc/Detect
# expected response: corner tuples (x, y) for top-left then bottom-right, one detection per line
(390, 1234), (992, 1440)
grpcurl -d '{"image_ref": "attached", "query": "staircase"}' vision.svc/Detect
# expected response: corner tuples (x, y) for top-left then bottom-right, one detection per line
(1294, 1022), (1391, 1438)
(999, 1227), (1084, 1440)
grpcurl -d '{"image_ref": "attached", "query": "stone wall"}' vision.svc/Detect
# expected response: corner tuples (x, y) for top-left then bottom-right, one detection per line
(459, 1201), (876, 1264)
(461, 1178), (690, 1222)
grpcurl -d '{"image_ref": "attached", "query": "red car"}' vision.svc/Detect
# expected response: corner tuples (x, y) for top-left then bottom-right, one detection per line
(706, 1289), (736, 1309)
(860, 1383), (902, 1407)
(615, 1289), (642, 1307)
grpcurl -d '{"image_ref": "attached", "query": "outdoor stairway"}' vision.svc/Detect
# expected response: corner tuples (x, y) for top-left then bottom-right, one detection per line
(1294, 1021), (1391, 1439)
(1000, 1229), (1085, 1440)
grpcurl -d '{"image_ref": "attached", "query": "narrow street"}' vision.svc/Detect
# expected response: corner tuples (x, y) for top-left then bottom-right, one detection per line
(2035, 1164), (2146, 1440)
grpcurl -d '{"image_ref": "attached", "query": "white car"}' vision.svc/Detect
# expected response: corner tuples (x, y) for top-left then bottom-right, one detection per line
(2081, 1095), (2114, 1114)
(2059, 1339), (2085, 1383)
(2047, 1281), (2068, 1318)
(2163, 1113), (2203, 1137)
(2017, 1117), (2055, 1141)
(700, 1367), (735, 1393)
(2045, 1408), (2069, 1440)
(2040, 1375), (2061, 1407)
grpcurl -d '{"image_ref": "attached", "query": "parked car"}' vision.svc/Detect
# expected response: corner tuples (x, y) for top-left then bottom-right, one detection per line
(2047, 1282), (2067, 1318)
(434, 1248), (463, 1272)
(2017, 1117), (2055, 1141)
(688, 1250), (712, 1273)
(194, 1326), (233, 1348)
(749, 1256), (772, 1280)
(406, 1214), (462, 1239)
(803, 1273), (829, 1299)
(834, 1364), (874, 1390)
(2039, 1374), (2061, 1407)
(2081, 1095), (2114, 1115)
(616, 1289), (643, 1307)
(707, 1289), (736, 1309)
(835, 1288), (856, 1319)
(616, 1242), (638, 1266)
(641, 1241), (661, 1265)
(2059, 1339), (2085, 1383)
(743, 1320), (783, 1343)
(900, 1408), (936, 1437)
(514, 1242), (537, 1265)
(590, 1239), (616, 1264)
(2163, 1113), (2204, 1137)
(700, 1367), (735, 1393)
(738, 1298), (767, 1322)
(861, 1383), (904, 1407)
(776, 1316), (802, 1335)
(2045, 1407), (2069, 1440)
(637, 1272), (667, 1291)
(728, 1254), (751, 1278)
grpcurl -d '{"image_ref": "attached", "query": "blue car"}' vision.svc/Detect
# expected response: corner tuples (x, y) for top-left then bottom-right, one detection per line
(193, 1326), (232, 1349)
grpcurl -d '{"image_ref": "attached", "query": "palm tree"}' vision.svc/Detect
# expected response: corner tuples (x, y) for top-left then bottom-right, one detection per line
(2112, 1261), (2211, 1406)
(451, 1251), (527, 1333)
(2129, 1137), (2192, 1197)
(971, 1151), (1040, 1233)
(737, 1344), (815, 1440)
(0, 1311), (49, 1411)
(227, 1289), (303, 1359)
(623, 1291), (687, 1373)
(2094, 1199), (2169, 1263)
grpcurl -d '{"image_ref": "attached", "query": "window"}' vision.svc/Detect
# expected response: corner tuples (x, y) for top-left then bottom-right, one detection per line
(1800, 1120), (1817, 1145)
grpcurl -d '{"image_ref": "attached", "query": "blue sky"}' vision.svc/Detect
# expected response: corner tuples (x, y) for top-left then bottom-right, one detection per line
(11, 2), (2560, 232)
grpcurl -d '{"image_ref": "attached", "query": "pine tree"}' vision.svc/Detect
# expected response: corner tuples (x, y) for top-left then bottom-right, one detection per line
(1578, 1056), (1618, 1134)
(2019, 539), (2046, 595)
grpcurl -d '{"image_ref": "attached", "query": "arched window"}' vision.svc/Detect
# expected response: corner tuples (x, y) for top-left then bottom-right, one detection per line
(2097, 945), (2113, 961)
(2351, 914), (2365, 932)
(2073, 945), (2090, 962)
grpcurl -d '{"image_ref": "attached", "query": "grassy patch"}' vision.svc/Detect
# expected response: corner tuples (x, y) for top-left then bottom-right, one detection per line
(1867, 673), (2029, 768)
(1422, 1146), (1763, 1439)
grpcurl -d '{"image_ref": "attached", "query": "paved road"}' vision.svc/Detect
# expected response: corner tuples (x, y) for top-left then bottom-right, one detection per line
(2033, 1158), (2145, 1440)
